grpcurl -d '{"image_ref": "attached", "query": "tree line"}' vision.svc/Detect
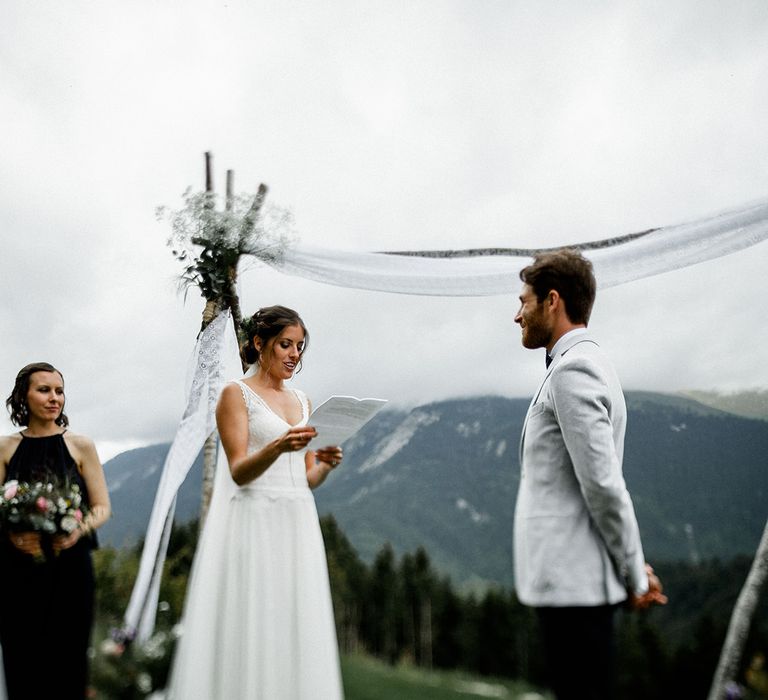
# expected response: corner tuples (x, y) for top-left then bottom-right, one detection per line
(319, 516), (768, 698)
(90, 515), (768, 699)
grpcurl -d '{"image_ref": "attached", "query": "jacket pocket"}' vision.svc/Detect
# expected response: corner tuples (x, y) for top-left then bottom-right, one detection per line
(527, 401), (551, 418)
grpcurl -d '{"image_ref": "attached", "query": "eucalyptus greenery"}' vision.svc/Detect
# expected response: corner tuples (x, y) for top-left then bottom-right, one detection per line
(157, 187), (295, 305)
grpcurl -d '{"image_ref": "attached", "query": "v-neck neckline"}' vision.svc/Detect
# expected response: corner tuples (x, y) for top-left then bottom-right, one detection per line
(240, 381), (305, 427)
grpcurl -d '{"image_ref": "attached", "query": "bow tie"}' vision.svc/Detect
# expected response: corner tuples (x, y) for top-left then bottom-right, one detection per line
(545, 354), (553, 369)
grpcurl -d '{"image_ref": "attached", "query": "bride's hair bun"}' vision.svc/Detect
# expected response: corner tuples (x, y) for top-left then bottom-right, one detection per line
(239, 305), (309, 368)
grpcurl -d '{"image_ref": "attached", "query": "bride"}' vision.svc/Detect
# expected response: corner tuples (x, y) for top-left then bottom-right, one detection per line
(167, 305), (344, 699)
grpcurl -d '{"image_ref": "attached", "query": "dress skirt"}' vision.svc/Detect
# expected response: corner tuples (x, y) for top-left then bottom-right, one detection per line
(168, 484), (344, 700)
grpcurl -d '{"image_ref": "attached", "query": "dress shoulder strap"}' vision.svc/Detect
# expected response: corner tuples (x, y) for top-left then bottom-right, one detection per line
(291, 388), (310, 421)
(231, 379), (254, 410)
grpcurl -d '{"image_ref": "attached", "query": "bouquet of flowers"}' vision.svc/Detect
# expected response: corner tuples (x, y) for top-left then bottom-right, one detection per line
(0, 478), (88, 536)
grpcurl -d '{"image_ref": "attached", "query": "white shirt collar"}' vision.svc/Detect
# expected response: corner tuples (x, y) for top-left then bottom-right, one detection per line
(548, 327), (588, 362)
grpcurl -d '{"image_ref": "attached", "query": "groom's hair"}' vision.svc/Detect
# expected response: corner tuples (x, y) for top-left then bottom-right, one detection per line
(519, 248), (596, 325)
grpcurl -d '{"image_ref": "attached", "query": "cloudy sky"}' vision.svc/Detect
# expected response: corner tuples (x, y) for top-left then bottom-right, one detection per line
(2, 1), (767, 460)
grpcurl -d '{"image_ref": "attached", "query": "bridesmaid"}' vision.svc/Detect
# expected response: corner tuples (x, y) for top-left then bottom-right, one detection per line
(0, 362), (111, 700)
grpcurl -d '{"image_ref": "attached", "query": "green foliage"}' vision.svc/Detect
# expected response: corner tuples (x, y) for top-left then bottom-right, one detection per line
(89, 518), (768, 698)
(92, 547), (141, 619)
(89, 520), (201, 698)
(157, 187), (294, 303)
(322, 514), (369, 654)
(615, 612), (671, 697)
(90, 622), (177, 700)
(340, 654), (550, 699)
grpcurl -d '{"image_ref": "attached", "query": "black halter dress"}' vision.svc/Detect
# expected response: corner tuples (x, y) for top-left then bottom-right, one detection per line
(0, 433), (95, 700)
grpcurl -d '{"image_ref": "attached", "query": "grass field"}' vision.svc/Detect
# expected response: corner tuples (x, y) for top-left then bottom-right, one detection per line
(341, 654), (551, 700)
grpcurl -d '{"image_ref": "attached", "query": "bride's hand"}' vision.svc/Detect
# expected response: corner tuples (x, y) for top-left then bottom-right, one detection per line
(315, 446), (343, 469)
(278, 426), (317, 453)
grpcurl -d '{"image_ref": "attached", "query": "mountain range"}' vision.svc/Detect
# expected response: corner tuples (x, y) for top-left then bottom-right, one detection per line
(680, 388), (768, 422)
(99, 391), (768, 589)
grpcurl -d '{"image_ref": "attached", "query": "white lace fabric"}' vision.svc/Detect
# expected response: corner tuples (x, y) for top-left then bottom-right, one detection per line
(123, 311), (242, 643)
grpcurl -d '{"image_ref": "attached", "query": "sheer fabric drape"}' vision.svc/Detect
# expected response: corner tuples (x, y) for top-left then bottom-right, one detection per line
(268, 198), (768, 295)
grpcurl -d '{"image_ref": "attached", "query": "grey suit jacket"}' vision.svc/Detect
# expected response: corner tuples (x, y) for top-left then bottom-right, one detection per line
(514, 332), (648, 607)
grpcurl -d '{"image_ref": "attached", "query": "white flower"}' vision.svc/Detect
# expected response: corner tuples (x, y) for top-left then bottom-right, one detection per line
(142, 631), (169, 660)
(60, 515), (78, 533)
(137, 672), (153, 693)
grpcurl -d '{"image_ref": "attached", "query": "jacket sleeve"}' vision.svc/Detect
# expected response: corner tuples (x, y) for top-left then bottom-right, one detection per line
(549, 358), (649, 596)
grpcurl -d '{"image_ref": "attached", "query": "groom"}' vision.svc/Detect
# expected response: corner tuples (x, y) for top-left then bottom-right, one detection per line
(513, 248), (665, 699)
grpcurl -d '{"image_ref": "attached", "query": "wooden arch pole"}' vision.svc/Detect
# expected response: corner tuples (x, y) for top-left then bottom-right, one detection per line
(198, 152), (258, 526)
(199, 151), (219, 526)
(708, 517), (768, 700)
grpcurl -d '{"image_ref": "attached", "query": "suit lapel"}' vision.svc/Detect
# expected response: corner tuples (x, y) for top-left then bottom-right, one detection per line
(519, 363), (555, 464)
(518, 333), (597, 463)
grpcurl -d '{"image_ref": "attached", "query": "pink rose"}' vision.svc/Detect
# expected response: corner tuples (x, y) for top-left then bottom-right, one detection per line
(74, 509), (83, 522)
(3, 481), (18, 500)
(36, 496), (48, 512)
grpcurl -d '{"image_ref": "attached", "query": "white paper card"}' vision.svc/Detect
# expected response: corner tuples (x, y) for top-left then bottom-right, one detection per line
(309, 395), (388, 447)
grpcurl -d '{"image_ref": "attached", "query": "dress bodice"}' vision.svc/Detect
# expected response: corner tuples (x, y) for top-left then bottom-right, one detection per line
(6, 432), (81, 485)
(4, 432), (96, 546)
(234, 381), (310, 494)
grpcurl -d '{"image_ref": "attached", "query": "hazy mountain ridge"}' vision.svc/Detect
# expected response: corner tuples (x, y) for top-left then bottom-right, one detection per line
(100, 392), (768, 588)
(680, 388), (768, 422)
(99, 445), (203, 548)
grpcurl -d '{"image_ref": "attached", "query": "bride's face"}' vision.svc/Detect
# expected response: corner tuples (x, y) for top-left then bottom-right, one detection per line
(259, 324), (305, 381)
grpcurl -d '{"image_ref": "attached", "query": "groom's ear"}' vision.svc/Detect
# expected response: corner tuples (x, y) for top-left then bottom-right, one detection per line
(545, 289), (560, 310)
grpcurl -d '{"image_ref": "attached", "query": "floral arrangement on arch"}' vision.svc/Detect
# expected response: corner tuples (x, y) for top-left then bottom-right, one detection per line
(157, 187), (296, 305)
(0, 478), (88, 536)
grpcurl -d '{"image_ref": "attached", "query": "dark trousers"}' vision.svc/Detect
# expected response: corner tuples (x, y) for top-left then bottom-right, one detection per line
(537, 604), (619, 700)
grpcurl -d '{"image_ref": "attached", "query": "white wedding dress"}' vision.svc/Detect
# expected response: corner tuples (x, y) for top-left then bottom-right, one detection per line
(167, 381), (344, 699)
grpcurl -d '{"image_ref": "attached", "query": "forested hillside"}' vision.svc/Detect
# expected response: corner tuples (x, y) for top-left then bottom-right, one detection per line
(100, 392), (768, 590)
